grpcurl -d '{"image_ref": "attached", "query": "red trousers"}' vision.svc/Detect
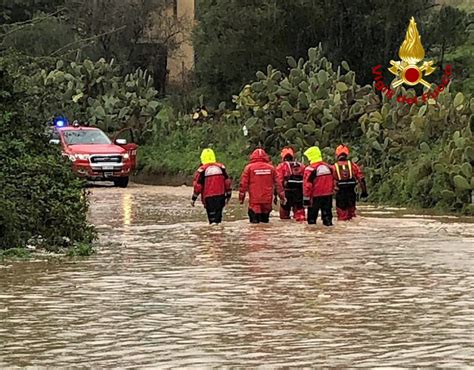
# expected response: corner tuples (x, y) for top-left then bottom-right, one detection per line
(335, 186), (357, 221)
(279, 206), (305, 221)
(249, 203), (272, 214)
(336, 206), (356, 221)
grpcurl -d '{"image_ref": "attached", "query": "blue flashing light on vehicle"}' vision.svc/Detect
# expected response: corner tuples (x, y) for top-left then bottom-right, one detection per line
(53, 116), (68, 128)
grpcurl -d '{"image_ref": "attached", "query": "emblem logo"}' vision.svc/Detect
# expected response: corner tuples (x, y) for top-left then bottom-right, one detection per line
(371, 17), (452, 105)
(388, 17), (435, 88)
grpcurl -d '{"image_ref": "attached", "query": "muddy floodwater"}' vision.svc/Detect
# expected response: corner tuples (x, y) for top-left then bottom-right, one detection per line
(1, 184), (474, 367)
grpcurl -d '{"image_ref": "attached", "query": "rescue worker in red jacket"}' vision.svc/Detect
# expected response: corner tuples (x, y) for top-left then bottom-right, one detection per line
(303, 146), (334, 226)
(275, 147), (306, 221)
(191, 148), (232, 224)
(239, 148), (286, 223)
(333, 144), (368, 221)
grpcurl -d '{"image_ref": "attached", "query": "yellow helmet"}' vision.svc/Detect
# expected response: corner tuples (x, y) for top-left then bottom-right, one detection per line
(200, 148), (216, 164)
(304, 146), (322, 164)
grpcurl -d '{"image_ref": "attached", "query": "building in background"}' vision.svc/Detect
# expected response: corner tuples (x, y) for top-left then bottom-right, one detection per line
(166, 0), (195, 86)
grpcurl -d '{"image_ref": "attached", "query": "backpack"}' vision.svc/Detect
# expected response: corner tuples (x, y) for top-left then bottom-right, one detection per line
(335, 161), (357, 186)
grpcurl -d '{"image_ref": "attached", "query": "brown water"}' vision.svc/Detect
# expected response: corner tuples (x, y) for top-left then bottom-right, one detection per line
(1, 183), (474, 367)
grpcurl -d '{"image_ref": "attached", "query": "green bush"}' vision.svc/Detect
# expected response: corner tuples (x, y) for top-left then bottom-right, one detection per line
(0, 53), (95, 250)
(66, 243), (96, 257)
(139, 118), (248, 182)
(0, 248), (32, 261)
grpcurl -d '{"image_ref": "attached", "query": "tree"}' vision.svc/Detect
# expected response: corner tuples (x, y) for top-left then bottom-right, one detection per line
(0, 1), (73, 56)
(425, 5), (470, 80)
(317, 0), (437, 82)
(1, 13), (76, 57)
(0, 0), (64, 25)
(194, 0), (295, 104)
(194, 0), (474, 104)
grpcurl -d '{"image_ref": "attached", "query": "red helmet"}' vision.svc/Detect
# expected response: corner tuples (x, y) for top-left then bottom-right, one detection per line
(336, 144), (350, 157)
(280, 147), (295, 160)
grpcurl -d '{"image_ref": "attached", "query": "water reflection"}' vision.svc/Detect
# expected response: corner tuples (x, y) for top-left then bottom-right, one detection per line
(122, 193), (133, 226)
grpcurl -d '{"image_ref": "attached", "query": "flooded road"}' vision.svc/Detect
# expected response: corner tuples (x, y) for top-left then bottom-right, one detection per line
(1, 183), (474, 367)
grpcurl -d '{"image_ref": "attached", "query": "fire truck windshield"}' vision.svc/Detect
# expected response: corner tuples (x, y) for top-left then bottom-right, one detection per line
(63, 129), (112, 145)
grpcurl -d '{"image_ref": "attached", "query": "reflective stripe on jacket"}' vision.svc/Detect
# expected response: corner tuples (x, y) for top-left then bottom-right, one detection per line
(193, 162), (232, 203)
(332, 160), (364, 187)
(303, 161), (334, 199)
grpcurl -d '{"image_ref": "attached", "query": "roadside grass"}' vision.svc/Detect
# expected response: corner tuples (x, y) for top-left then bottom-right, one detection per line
(0, 242), (96, 262)
(0, 248), (32, 261)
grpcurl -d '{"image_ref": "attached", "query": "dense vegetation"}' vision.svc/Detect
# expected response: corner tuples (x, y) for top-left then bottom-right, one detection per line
(194, 0), (473, 104)
(238, 47), (473, 212)
(0, 0), (473, 253)
(140, 46), (473, 214)
(0, 54), (95, 251)
(139, 117), (247, 182)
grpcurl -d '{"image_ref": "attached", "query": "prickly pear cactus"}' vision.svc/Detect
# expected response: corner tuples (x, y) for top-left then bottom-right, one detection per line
(37, 58), (162, 142)
(364, 92), (473, 213)
(234, 45), (376, 155)
(236, 46), (473, 213)
(431, 110), (473, 213)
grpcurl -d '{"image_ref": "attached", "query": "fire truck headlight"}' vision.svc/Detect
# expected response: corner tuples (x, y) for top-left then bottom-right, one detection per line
(76, 154), (90, 160)
(123, 153), (130, 160)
